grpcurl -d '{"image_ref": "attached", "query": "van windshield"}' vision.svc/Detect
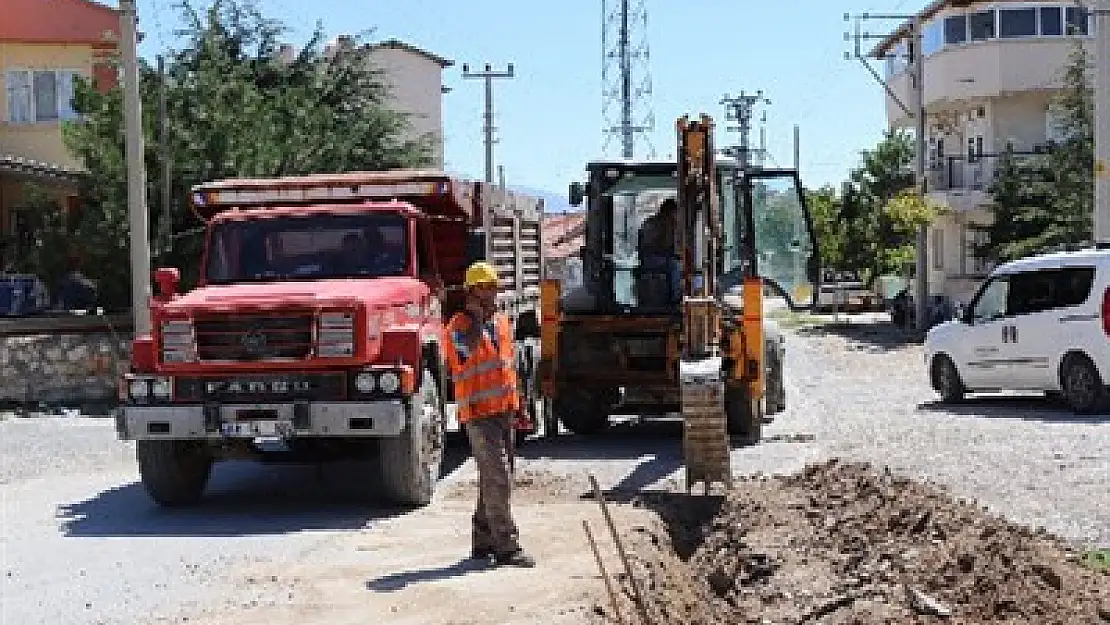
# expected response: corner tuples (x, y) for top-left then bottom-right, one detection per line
(204, 212), (409, 284)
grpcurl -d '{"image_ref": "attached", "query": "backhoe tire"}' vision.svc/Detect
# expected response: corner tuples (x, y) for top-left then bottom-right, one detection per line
(726, 387), (763, 446)
(764, 346), (785, 416)
(379, 368), (445, 507)
(554, 388), (614, 436)
(136, 439), (213, 507)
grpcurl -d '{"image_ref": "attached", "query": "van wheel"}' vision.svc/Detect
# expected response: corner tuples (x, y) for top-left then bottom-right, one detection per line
(931, 355), (966, 403)
(379, 368), (444, 507)
(1060, 354), (1106, 414)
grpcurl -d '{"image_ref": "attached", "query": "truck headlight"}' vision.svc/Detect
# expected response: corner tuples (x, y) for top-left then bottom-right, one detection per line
(151, 378), (172, 399)
(354, 372), (376, 393)
(129, 379), (150, 399)
(378, 372), (400, 394)
(126, 376), (172, 402)
(317, 311), (355, 357)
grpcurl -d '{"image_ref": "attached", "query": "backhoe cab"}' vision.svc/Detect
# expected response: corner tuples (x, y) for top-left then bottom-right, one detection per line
(539, 114), (820, 491)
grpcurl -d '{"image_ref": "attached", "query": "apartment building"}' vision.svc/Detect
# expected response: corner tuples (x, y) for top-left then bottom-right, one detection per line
(324, 37), (454, 169)
(0, 0), (120, 263)
(874, 0), (1091, 304)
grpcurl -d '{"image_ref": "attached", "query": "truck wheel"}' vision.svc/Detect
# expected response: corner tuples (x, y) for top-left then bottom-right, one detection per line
(379, 368), (444, 507)
(136, 440), (213, 507)
(554, 388), (612, 435)
(726, 387), (763, 446)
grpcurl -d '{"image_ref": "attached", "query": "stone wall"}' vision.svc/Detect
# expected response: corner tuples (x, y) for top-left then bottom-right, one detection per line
(0, 332), (132, 406)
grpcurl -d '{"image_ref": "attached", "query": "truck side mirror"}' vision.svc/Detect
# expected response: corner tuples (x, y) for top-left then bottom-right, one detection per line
(569, 182), (585, 207)
(466, 230), (487, 265)
(153, 267), (180, 301)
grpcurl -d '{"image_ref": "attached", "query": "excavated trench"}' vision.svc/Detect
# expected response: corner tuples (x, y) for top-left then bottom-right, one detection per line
(596, 459), (1109, 625)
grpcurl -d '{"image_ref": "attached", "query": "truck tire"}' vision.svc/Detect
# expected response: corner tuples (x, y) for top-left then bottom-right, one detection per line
(554, 388), (613, 435)
(136, 440), (213, 507)
(379, 368), (444, 507)
(726, 386), (763, 446)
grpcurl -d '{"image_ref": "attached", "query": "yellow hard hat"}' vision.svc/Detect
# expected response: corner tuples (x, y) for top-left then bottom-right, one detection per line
(464, 261), (499, 288)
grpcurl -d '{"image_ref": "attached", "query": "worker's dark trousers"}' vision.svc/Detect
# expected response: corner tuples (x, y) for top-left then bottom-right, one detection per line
(465, 413), (521, 555)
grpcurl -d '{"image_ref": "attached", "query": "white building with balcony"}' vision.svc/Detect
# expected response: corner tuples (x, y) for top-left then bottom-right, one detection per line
(874, 1), (1092, 304)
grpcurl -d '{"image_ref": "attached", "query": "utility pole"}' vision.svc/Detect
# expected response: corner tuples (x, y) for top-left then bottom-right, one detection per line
(157, 55), (171, 258)
(793, 125), (800, 171)
(911, 17), (929, 333)
(1095, 0), (1110, 242)
(758, 111), (767, 168)
(845, 11), (929, 332)
(720, 90), (770, 170)
(461, 63), (515, 184)
(120, 0), (151, 335)
(601, 0), (655, 158)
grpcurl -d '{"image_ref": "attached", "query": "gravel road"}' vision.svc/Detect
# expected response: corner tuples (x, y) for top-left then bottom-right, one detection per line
(1, 317), (1106, 624)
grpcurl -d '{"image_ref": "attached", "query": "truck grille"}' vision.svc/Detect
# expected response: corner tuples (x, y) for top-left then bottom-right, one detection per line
(193, 312), (313, 361)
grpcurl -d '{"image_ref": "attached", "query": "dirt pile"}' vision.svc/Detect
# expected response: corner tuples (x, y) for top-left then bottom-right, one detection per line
(601, 459), (1109, 624)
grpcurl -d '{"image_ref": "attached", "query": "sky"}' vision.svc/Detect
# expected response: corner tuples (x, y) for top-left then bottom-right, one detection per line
(106, 0), (919, 198)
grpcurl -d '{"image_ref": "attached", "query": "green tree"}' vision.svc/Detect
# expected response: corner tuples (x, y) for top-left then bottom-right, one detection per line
(50, 0), (431, 309)
(835, 129), (936, 282)
(805, 185), (845, 269)
(984, 40), (1093, 261)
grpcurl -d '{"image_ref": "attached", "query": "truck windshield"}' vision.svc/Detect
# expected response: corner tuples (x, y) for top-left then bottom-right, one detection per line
(204, 212), (409, 284)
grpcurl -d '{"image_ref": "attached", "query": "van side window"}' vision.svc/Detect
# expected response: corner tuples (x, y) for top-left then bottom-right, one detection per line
(971, 276), (1009, 322)
(1053, 267), (1095, 308)
(1008, 271), (1055, 316)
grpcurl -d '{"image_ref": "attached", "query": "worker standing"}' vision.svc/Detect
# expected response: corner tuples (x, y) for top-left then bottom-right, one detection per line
(443, 261), (536, 568)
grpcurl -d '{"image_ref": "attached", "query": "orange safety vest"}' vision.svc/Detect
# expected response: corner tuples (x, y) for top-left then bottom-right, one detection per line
(443, 311), (521, 423)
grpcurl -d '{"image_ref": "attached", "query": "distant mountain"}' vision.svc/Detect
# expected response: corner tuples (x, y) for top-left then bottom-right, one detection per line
(510, 185), (580, 214)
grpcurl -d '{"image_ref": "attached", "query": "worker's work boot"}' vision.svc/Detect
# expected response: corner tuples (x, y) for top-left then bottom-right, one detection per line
(493, 549), (536, 568)
(470, 546), (494, 561)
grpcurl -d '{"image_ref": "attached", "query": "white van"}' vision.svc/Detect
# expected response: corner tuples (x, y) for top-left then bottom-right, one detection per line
(924, 247), (1110, 413)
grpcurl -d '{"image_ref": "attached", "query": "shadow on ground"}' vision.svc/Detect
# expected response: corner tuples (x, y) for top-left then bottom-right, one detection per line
(918, 395), (1110, 424)
(57, 437), (472, 538)
(795, 318), (921, 352)
(365, 557), (494, 592)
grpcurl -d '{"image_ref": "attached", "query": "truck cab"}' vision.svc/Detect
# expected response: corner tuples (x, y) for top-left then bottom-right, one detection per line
(117, 170), (544, 508)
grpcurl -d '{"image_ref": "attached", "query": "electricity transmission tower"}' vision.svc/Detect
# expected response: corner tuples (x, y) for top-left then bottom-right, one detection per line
(602, 0), (655, 159)
(719, 91), (771, 170)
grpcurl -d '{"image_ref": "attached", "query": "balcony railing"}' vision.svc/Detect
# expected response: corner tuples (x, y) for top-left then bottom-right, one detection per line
(926, 150), (1047, 193)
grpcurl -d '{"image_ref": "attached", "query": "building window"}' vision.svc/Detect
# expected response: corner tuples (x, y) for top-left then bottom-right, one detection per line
(963, 227), (990, 276)
(4, 69), (79, 124)
(1065, 7), (1089, 35)
(1000, 8), (1037, 38)
(1041, 7), (1063, 36)
(969, 11), (995, 41)
(945, 15), (967, 45)
(923, 20), (944, 56)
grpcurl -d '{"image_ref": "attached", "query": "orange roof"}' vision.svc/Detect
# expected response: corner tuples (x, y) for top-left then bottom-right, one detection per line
(0, 0), (120, 45)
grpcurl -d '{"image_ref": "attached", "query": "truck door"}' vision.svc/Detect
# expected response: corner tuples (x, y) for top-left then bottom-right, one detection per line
(741, 170), (820, 310)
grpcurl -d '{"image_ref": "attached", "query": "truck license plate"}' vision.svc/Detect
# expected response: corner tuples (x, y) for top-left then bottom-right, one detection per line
(221, 420), (289, 437)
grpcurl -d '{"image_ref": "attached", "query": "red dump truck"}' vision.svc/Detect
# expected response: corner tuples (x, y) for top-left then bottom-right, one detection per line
(115, 170), (545, 507)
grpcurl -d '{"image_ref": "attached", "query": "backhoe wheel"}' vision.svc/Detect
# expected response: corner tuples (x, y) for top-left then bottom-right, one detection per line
(136, 439), (213, 507)
(726, 387), (763, 446)
(554, 388), (614, 436)
(764, 346), (785, 416)
(379, 368), (444, 507)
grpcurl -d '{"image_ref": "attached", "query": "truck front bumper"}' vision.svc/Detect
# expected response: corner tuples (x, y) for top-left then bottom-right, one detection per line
(116, 400), (407, 441)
